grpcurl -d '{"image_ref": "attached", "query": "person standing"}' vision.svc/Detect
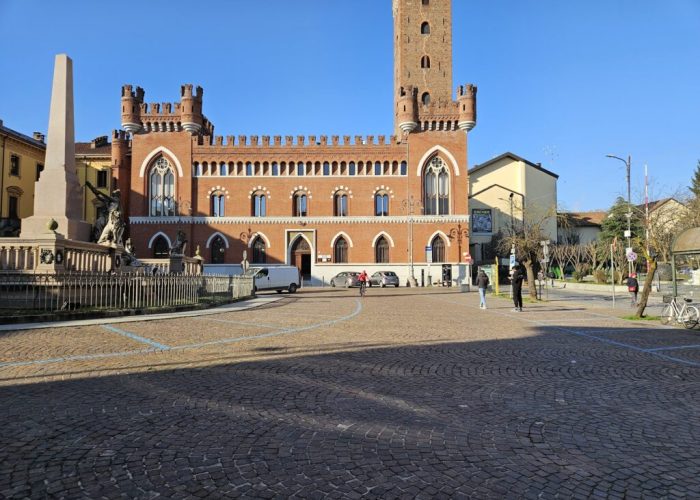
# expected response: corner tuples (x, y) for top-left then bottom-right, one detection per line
(511, 265), (524, 312)
(626, 273), (639, 307)
(476, 269), (490, 309)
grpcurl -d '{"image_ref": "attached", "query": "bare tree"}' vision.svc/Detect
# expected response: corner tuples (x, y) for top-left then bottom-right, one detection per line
(498, 200), (557, 300)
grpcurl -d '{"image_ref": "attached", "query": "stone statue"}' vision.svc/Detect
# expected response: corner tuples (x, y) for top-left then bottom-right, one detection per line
(86, 181), (124, 246)
(170, 230), (187, 256)
(241, 249), (249, 272)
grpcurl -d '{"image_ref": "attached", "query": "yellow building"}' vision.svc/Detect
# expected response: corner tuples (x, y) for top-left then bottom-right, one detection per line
(0, 119), (112, 237)
(75, 135), (113, 228)
(0, 120), (46, 236)
(468, 152), (559, 263)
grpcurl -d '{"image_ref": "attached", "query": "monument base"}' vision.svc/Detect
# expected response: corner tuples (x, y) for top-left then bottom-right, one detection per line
(21, 216), (92, 242)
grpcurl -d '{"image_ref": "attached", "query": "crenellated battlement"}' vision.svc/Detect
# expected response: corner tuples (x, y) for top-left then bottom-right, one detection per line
(121, 83), (211, 135)
(193, 134), (400, 149)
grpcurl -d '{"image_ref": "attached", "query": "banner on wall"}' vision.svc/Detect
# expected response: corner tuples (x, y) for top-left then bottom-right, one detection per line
(471, 209), (493, 234)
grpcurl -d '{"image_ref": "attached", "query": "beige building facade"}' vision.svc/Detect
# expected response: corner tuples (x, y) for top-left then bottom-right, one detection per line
(468, 152), (558, 263)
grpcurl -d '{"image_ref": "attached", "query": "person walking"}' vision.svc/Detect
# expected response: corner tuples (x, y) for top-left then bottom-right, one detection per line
(626, 272), (639, 307)
(476, 269), (490, 309)
(511, 265), (524, 312)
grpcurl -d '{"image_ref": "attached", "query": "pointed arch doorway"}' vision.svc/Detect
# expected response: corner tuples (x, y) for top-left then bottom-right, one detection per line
(290, 237), (311, 281)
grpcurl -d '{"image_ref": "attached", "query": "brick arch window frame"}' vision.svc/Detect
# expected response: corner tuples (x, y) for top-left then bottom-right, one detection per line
(152, 235), (170, 258)
(333, 191), (349, 217)
(421, 22), (430, 34)
(251, 191), (267, 217)
(374, 192), (389, 216)
(333, 236), (348, 263)
(431, 235), (446, 263)
(148, 156), (176, 216)
(423, 156), (450, 215)
(211, 235), (226, 264)
(251, 236), (267, 264)
(375, 236), (390, 264)
(421, 55), (431, 69)
(210, 191), (226, 217)
(293, 191), (308, 217)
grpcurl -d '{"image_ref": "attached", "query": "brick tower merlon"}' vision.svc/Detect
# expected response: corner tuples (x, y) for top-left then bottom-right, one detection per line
(120, 84), (213, 136)
(396, 84), (477, 133)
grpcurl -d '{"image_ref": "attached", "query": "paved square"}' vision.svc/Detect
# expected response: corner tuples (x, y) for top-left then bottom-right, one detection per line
(1, 288), (699, 498)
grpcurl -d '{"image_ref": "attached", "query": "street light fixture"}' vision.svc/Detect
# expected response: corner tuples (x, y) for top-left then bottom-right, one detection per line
(605, 154), (633, 273)
(402, 195), (422, 287)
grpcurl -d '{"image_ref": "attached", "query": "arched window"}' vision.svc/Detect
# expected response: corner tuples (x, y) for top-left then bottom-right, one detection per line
(421, 22), (430, 34)
(375, 236), (389, 264)
(375, 193), (389, 216)
(431, 236), (445, 263)
(245, 162), (253, 176)
(271, 162), (279, 176)
(211, 193), (225, 217)
(152, 235), (169, 258)
(149, 157), (175, 216)
(323, 162), (330, 176)
(400, 161), (407, 176)
(422, 92), (431, 106)
(211, 235), (226, 264)
(220, 163), (228, 176)
(297, 162), (305, 176)
(374, 161), (382, 175)
(334, 237), (348, 263)
(252, 192), (267, 217)
(422, 0), (429, 5)
(421, 55), (431, 69)
(349, 162), (356, 176)
(334, 192), (348, 217)
(193, 162), (202, 176)
(293, 192), (308, 217)
(251, 237), (266, 263)
(423, 156), (449, 215)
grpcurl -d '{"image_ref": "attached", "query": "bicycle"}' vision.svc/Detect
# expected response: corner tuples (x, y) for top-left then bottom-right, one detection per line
(661, 295), (699, 329)
(359, 281), (367, 297)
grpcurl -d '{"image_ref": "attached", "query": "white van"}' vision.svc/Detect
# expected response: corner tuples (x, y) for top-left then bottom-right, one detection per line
(244, 266), (301, 293)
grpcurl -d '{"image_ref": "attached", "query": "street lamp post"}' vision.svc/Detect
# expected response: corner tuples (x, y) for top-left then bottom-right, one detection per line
(402, 195), (422, 287)
(449, 223), (470, 291)
(606, 154), (633, 273)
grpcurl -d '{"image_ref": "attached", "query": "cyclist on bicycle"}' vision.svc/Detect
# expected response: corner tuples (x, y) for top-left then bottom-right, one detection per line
(358, 270), (368, 296)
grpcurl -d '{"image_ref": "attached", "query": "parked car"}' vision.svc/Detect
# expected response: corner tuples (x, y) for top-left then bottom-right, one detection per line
(330, 272), (360, 288)
(244, 266), (300, 293)
(369, 271), (400, 288)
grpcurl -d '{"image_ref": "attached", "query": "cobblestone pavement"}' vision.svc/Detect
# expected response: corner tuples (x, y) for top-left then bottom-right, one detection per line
(1, 288), (700, 499)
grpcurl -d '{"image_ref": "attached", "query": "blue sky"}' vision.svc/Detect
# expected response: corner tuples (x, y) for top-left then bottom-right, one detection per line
(1, 0), (698, 211)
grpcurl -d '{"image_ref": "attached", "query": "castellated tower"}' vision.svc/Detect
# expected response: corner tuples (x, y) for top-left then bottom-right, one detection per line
(121, 85), (144, 134)
(393, 0), (454, 135)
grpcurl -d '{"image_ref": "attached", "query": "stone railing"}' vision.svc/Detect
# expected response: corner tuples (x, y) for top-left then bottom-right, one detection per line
(0, 237), (117, 272)
(0, 238), (203, 275)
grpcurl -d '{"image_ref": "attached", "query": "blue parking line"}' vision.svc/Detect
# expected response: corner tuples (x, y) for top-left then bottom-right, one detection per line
(0, 348), (155, 369)
(101, 325), (171, 351)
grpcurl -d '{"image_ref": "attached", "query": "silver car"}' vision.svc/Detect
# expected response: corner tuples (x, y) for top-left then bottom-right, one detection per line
(330, 272), (360, 288)
(369, 271), (400, 288)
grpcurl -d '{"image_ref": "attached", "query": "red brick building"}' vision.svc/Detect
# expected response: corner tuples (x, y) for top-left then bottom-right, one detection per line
(113, 0), (477, 284)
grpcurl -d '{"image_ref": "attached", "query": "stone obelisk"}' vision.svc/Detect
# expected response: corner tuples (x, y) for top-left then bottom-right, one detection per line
(22, 54), (91, 241)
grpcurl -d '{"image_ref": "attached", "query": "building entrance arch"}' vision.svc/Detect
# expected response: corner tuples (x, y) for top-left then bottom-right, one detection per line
(290, 236), (312, 281)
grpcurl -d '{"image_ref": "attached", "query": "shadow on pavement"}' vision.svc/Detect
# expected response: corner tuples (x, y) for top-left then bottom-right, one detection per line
(1, 323), (700, 498)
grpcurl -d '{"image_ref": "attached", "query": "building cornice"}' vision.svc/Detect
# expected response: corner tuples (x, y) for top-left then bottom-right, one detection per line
(130, 215), (470, 225)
